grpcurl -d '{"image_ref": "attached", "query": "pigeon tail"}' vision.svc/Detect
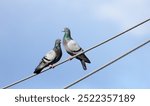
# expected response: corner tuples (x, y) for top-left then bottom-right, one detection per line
(80, 60), (87, 70)
(84, 55), (91, 63)
(34, 67), (43, 74)
(77, 53), (91, 63)
(34, 61), (46, 74)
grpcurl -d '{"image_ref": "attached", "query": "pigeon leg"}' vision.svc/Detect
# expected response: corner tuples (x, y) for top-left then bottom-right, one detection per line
(49, 65), (55, 68)
(68, 56), (74, 60)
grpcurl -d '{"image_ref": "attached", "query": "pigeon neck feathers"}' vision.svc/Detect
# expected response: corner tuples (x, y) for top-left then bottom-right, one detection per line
(64, 31), (72, 41)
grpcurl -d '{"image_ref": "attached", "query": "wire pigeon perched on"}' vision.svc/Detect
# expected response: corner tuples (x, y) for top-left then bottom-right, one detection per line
(34, 39), (62, 74)
(62, 27), (91, 70)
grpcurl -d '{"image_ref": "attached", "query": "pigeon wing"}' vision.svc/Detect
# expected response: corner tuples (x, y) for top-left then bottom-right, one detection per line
(43, 50), (56, 62)
(67, 40), (81, 52)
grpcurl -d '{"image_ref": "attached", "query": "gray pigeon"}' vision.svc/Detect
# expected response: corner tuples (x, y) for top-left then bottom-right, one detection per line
(62, 27), (91, 70)
(34, 39), (62, 74)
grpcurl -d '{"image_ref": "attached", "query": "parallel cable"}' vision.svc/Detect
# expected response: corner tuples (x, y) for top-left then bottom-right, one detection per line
(2, 18), (150, 89)
(64, 39), (150, 89)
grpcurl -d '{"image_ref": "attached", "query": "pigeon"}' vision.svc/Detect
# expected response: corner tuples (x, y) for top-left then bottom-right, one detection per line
(62, 27), (91, 70)
(34, 39), (62, 74)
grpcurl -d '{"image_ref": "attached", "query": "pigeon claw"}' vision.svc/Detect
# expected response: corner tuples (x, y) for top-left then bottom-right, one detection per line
(49, 65), (55, 69)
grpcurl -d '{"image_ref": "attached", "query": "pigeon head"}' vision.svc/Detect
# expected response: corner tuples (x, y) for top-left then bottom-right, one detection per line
(56, 39), (61, 43)
(55, 39), (61, 45)
(63, 27), (72, 40)
(54, 39), (61, 49)
(63, 27), (71, 35)
(63, 27), (70, 33)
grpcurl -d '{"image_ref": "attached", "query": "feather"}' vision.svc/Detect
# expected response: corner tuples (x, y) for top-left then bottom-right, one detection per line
(63, 27), (91, 70)
(34, 39), (62, 74)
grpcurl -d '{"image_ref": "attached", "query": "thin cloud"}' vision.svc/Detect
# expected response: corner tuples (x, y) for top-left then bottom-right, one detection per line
(92, 0), (150, 37)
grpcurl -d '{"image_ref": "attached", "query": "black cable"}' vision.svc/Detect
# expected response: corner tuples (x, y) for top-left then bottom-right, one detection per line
(2, 18), (150, 89)
(64, 40), (150, 89)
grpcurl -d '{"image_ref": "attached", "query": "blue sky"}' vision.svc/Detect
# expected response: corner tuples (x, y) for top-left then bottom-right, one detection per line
(0, 0), (150, 89)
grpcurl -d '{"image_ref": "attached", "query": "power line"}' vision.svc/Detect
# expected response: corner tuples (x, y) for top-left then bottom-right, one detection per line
(2, 68), (50, 89)
(52, 18), (150, 67)
(2, 18), (150, 89)
(64, 39), (150, 89)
